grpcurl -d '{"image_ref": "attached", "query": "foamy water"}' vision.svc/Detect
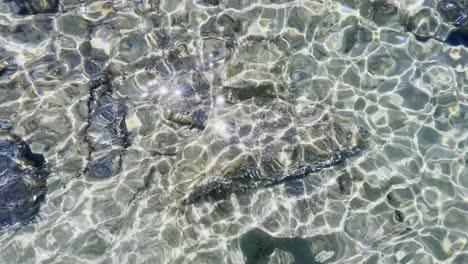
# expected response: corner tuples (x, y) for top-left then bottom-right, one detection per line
(0, 0), (467, 263)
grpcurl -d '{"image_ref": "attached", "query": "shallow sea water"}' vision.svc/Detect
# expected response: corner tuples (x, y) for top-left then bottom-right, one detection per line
(0, 0), (467, 263)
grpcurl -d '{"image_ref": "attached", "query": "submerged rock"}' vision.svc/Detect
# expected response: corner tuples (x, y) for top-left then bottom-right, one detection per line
(199, 0), (220, 6)
(175, 98), (369, 204)
(85, 85), (129, 179)
(8, 0), (59, 15)
(0, 137), (47, 230)
(87, 91), (128, 148)
(436, 0), (466, 26)
(87, 150), (121, 179)
(238, 227), (359, 263)
(0, 57), (17, 79)
(185, 146), (364, 204)
(6, 18), (54, 46)
(445, 29), (468, 46)
(436, 0), (468, 46)
(239, 228), (319, 264)
(405, 0), (468, 46)
(191, 109), (208, 129)
(166, 44), (196, 72)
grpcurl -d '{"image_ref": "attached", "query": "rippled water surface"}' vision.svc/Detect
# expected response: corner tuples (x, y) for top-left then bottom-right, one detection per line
(0, 0), (467, 263)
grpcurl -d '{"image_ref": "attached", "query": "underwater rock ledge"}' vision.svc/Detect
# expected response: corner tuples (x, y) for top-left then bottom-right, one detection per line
(183, 145), (365, 204)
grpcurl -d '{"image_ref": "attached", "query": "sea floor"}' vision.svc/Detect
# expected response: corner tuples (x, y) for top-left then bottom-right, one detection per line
(0, 0), (467, 263)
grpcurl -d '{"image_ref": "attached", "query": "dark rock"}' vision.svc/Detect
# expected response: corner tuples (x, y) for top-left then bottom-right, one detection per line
(436, 0), (466, 25)
(184, 146), (364, 204)
(180, 83), (196, 98)
(239, 228), (319, 264)
(89, 94), (129, 148)
(0, 57), (17, 79)
(167, 44), (196, 72)
(358, 127), (370, 139)
(8, 0), (58, 15)
(445, 29), (468, 46)
(84, 60), (102, 79)
(226, 80), (276, 102)
(260, 155), (283, 179)
(184, 177), (250, 204)
(200, 0), (220, 6)
(217, 14), (242, 37)
(337, 173), (353, 195)
(285, 181), (305, 197)
(86, 88), (129, 179)
(152, 30), (171, 49)
(8, 19), (54, 46)
(0, 139), (47, 230)
(191, 72), (210, 99)
(88, 151), (121, 179)
(191, 109), (207, 128)
(145, 56), (171, 77)
(394, 210), (405, 223)
(0, 120), (11, 129)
